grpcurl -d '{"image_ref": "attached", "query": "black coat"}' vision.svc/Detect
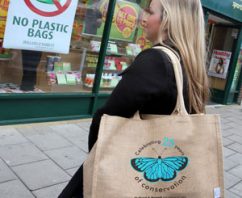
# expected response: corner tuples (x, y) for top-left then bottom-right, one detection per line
(58, 44), (191, 198)
(88, 44), (191, 151)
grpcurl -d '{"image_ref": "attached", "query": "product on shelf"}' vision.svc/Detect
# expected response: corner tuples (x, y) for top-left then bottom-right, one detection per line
(90, 40), (118, 54)
(0, 0), (9, 38)
(46, 56), (61, 71)
(126, 43), (142, 56)
(0, 39), (12, 58)
(84, 73), (95, 87)
(101, 73), (122, 88)
(86, 54), (98, 67)
(90, 40), (101, 52)
(48, 70), (82, 86)
(66, 72), (77, 85)
(126, 45), (133, 56)
(54, 62), (63, 72)
(114, 58), (123, 71)
(101, 73), (112, 88)
(74, 71), (82, 84)
(47, 72), (57, 85)
(103, 56), (128, 71)
(56, 72), (67, 85)
(111, 74), (122, 87)
(107, 42), (118, 54)
(53, 61), (71, 72)
(63, 62), (72, 72)
(72, 18), (83, 41)
(120, 61), (128, 70)
(104, 56), (115, 70)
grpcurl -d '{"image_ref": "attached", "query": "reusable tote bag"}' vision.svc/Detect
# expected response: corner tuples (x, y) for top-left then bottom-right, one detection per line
(84, 46), (224, 198)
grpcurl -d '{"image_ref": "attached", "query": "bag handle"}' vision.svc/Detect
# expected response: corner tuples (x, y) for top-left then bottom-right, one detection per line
(153, 46), (188, 116)
(132, 46), (188, 119)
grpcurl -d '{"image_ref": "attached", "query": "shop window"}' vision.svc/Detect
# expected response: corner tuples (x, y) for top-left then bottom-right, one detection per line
(0, 0), (107, 93)
(95, 0), (151, 92)
(0, 0), (152, 94)
(206, 14), (239, 91)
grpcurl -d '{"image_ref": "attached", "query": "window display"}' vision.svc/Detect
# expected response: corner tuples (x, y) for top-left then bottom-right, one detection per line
(0, 0), (151, 93)
(205, 14), (238, 91)
(81, 0), (151, 92)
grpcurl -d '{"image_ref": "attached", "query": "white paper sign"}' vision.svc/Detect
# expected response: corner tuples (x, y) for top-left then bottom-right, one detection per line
(208, 50), (232, 79)
(3, 0), (78, 54)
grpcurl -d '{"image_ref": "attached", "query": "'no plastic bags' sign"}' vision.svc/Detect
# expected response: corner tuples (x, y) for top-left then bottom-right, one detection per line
(3, 0), (78, 54)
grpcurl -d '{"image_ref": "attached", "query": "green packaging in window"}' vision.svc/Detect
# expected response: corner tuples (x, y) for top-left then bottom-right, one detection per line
(56, 72), (67, 85)
(63, 62), (72, 72)
(54, 62), (63, 72)
(66, 73), (76, 85)
(84, 0), (140, 42)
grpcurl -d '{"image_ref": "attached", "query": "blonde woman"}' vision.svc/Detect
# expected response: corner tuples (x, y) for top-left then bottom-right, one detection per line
(59, 0), (209, 197)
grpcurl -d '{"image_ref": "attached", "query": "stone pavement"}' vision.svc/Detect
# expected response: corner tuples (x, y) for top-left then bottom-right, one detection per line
(0, 105), (241, 198)
(206, 105), (242, 198)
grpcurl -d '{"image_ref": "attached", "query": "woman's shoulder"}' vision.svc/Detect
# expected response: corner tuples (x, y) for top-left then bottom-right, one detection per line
(130, 47), (172, 73)
(119, 46), (174, 76)
(135, 46), (171, 62)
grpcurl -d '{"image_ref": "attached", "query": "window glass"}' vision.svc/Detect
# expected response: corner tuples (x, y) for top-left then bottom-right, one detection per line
(82, 0), (152, 92)
(0, 0), (109, 93)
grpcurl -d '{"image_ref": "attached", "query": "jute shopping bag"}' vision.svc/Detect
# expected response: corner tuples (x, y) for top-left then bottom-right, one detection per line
(84, 46), (224, 198)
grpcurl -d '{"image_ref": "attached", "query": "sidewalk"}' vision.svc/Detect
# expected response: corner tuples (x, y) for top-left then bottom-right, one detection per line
(0, 105), (241, 198)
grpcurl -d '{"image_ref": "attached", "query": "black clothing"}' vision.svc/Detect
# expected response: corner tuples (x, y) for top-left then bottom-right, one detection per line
(20, 50), (42, 91)
(58, 44), (190, 198)
(58, 165), (83, 198)
(88, 45), (190, 151)
(84, 8), (102, 35)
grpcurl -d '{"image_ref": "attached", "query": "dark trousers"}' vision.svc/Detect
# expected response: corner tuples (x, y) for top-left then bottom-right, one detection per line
(20, 50), (42, 91)
(58, 164), (84, 198)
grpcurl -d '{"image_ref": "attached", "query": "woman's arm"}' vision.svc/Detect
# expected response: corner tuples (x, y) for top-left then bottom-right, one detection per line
(88, 48), (173, 151)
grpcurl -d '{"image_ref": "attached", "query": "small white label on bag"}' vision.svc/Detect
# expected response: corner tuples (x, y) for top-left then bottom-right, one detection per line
(214, 187), (221, 198)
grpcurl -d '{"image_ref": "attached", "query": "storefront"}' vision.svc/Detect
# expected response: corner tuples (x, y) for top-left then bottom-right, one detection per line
(0, 0), (241, 125)
(202, 0), (242, 104)
(0, 0), (152, 125)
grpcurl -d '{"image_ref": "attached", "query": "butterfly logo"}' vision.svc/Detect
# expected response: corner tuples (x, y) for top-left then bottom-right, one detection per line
(131, 156), (188, 182)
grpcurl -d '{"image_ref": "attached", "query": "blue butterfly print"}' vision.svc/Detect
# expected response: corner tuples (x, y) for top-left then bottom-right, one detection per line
(131, 156), (188, 182)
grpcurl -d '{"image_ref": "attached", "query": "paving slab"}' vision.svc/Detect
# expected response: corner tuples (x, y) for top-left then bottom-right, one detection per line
(17, 127), (72, 151)
(229, 165), (242, 180)
(0, 128), (28, 146)
(223, 147), (236, 158)
(50, 124), (89, 152)
(70, 138), (89, 153)
(0, 180), (34, 198)
(222, 138), (235, 147)
(230, 181), (242, 197)
(227, 153), (242, 164)
(33, 182), (68, 198)
(45, 146), (87, 170)
(0, 142), (48, 166)
(224, 172), (241, 189)
(12, 160), (70, 190)
(66, 166), (79, 176)
(222, 129), (236, 138)
(50, 124), (89, 142)
(0, 159), (16, 184)
(225, 190), (241, 198)
(227, 143), (242, 154)
(0, 105), (242, 197)
(224, 160), (239, 172)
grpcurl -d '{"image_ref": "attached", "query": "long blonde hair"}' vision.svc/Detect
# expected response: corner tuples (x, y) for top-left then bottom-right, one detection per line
(157, 0), (209, 113)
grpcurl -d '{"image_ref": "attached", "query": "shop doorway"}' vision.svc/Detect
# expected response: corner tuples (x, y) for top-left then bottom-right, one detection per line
(206, 14), (240, 103)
